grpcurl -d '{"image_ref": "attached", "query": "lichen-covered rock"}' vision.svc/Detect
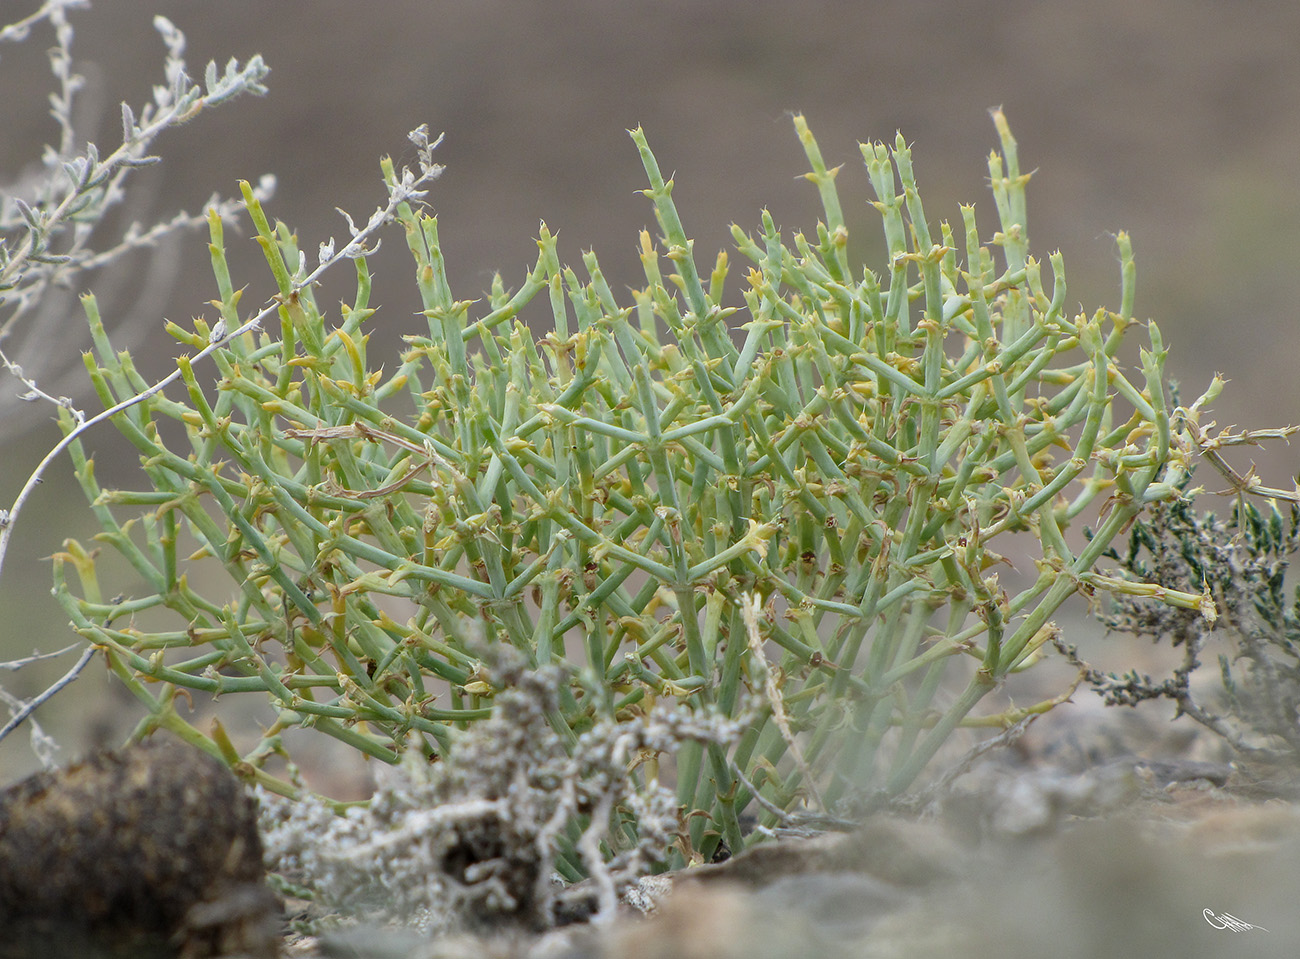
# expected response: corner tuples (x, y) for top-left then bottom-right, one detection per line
(0, 739), (279, 958)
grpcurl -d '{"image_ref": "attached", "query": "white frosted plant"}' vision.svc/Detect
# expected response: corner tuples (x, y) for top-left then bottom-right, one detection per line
(259, 663), (737, 931)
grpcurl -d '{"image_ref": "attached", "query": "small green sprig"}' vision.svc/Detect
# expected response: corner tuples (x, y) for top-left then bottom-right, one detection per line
(55, 113), (1208, 859)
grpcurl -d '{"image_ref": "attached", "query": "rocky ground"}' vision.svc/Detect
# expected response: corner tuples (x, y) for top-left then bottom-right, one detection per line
(3, 686), (1297, 958)
(279, 796), (1298, 959)
(277, 700), (1300, 959)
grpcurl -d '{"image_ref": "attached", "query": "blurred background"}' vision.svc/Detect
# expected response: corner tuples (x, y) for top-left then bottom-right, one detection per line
(4, 0), (1300, 782)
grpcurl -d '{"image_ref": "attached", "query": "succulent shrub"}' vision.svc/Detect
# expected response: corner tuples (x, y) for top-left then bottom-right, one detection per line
(53, 111), (1210, 861)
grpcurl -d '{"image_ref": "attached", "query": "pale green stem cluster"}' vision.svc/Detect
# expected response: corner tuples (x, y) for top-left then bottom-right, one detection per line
(54, 114), (1207, 859)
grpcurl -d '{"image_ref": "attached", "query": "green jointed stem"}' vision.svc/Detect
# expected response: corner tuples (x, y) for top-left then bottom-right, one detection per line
(61, 113), (1205, 860)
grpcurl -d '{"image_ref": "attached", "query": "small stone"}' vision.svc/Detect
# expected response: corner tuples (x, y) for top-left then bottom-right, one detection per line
(0, 738), (279, 959)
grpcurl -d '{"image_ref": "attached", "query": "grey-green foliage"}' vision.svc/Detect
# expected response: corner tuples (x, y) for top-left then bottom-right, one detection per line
(259, 661), (727, 928)
(1091, 474), (1300, 760)
(54, 111), (1208, 861)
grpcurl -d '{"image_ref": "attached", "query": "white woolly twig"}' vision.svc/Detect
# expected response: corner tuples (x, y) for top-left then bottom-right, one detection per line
(741, 591), (825, 812)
